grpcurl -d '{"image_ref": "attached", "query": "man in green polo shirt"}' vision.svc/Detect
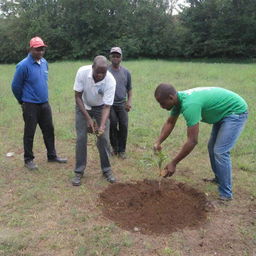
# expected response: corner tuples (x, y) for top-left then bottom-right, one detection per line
(154, 84), (248, 201)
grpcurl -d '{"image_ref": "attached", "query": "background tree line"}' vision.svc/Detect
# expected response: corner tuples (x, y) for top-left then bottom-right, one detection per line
(0, 0), (255, 63)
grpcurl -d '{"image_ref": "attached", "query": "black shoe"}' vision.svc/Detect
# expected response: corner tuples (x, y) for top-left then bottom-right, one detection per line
(72, 173), (83, 186)
(103, 170), (116, 183)
(25, 160), (38, 170)
(48, 157), (67, 163)
(118, 152), (127, 159)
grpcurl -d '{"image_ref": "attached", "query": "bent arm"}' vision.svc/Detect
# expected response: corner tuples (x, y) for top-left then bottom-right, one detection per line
(99, 105), (111, 131)
(75, 91), (95, 133)
(172, 123), (199, 165)
(155, 115), (178, 146)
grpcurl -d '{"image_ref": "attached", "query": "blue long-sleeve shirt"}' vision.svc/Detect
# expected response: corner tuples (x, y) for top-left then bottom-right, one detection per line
(12, 53), (49, 104)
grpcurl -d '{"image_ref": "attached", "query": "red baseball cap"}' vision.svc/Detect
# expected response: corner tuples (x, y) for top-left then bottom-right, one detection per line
(30, 37), (47, 48)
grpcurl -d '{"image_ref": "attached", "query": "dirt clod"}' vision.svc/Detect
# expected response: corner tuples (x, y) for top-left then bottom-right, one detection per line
(99, 179), (209, 235)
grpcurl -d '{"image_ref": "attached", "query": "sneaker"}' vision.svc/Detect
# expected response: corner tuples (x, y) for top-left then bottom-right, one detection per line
(118, 152), (127, 159)
(25, 160), (38, 170)
(103, 170), (116, 183)
(72, 173), (83, 186)
(48, 157), (67, 163)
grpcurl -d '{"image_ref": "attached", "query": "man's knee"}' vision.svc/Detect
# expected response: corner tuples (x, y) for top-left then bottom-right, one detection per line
(213, 147), (230, 161)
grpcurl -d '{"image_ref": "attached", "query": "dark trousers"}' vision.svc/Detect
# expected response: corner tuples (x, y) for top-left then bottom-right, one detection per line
(109, 104), (128, 153)
(74, 105), (111, 174)
(22, 102), (56, 162)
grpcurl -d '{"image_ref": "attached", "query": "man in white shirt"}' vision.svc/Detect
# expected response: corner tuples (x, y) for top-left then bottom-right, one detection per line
(72, 56), (116, 186)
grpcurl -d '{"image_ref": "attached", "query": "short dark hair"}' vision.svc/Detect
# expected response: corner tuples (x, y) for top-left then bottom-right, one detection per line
(93, 55), (108, 68)
(155, 83), (177, 100)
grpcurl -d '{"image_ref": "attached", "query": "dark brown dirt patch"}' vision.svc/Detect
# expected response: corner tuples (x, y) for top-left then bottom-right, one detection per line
(99, 179), (209, 235)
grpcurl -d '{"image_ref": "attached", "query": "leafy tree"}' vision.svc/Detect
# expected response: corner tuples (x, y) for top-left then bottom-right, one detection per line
(0, 0), (255, 63)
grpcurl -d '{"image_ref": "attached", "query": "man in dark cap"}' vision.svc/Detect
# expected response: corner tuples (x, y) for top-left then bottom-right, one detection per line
(108, 47), (132, 159)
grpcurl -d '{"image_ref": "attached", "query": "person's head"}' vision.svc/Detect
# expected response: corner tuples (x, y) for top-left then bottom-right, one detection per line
(154, 83), (178, 110)
(29, 37), (47, 60)
(92, 55), (108, 82)
(109, 47), (122, 67)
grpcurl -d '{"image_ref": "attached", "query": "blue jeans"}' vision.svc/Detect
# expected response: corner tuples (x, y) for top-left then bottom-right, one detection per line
(208, 112), (248, 198)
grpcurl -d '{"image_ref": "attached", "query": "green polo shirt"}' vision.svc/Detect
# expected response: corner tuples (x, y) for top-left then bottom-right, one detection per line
(171, 87), (248, 127)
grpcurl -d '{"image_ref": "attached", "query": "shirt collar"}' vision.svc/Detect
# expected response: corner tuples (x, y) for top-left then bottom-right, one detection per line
(28, 53), (45, 64)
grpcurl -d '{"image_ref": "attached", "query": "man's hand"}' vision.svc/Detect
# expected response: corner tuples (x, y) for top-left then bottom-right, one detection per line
(153, 142), (162, 153)
(162, 161), (176, 178)
(125, 101), (132, 112)
(87, 118), (96, 134)
(97, 124), (106, 136)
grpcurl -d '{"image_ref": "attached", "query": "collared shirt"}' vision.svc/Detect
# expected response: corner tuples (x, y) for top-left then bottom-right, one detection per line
(171, 87), (248, 126)
(12, 53), (48, 104)
(73, 65), (116, 110)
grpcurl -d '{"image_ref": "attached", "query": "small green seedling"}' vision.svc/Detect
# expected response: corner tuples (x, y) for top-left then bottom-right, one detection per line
(142, 150), (168, 191)
(153, 150), (167, 176)
(154, 150), (168, 190)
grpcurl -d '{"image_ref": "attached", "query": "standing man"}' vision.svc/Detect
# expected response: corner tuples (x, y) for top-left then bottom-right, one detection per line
(154, 84), (248, 201)
(72, 56), (116, 186)
(108, 47), (132, 159)
(12, 36), (67, 170)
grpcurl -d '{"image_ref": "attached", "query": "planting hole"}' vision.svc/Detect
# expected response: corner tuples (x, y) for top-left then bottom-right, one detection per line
(99, 179), (209, 235)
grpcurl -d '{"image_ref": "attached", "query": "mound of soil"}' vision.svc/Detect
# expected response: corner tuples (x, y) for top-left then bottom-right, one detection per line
(99, 179), (209, 235)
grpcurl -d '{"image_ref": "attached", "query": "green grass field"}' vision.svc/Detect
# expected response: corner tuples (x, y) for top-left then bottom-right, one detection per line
(0, 59), (255, 255)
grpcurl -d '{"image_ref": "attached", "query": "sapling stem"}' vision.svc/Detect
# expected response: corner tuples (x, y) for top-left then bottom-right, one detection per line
(154, 151), (167, 191)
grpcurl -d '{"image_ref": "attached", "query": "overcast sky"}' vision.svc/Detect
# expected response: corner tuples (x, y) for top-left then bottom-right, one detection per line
(174, 0), (189, 14)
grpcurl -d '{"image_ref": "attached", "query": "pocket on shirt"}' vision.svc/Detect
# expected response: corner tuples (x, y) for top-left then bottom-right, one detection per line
(44, 71), (48, 81)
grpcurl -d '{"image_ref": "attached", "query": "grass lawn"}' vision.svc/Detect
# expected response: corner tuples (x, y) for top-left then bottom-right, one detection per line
(0, 59), (255, 255)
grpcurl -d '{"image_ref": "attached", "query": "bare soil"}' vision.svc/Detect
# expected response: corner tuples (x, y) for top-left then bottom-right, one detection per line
(99, 179), (209, 235)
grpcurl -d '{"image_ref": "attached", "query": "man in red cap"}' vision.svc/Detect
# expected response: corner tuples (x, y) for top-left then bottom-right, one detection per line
(12, 36), (67, 170)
